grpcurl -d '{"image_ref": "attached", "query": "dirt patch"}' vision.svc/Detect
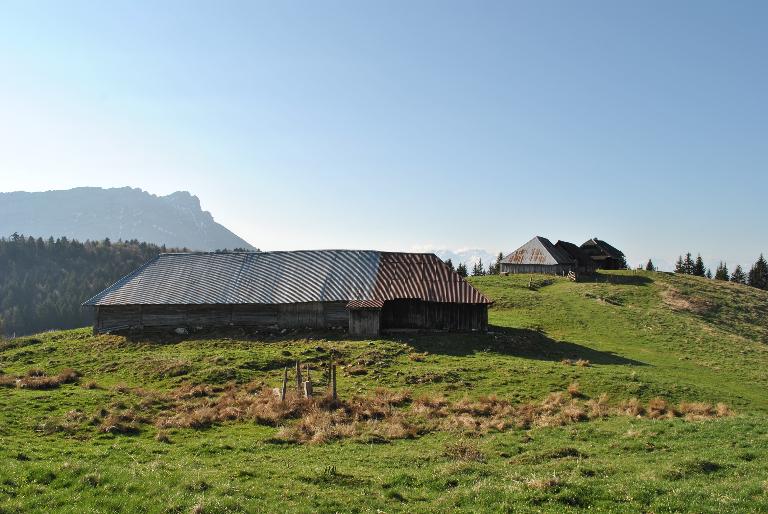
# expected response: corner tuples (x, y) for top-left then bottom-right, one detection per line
(662, 288), (713, 314)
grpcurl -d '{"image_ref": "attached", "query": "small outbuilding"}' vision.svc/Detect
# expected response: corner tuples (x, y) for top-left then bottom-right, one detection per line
(580, 238), (626, 270)
(83, 250), (492, 337)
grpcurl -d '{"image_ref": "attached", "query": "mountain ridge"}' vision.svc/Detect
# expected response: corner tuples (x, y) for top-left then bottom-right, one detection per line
(0, 187), (255, 251)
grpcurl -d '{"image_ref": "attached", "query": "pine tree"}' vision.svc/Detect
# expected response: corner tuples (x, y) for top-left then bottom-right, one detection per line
(491, 252), (503, 275)
(693, 254), (706, 277)
(645, 259), (655, 272)
(748, 254), (768, 290)
(674, 255), (685, 274)
(456, 263), (468, 278)
(471, 259), (485, 276)
(683, 253), (694, 275)
(714, 262), (729, 281)
(444, 258), (454, 271)
(706, 268), (712, 279)
(731, 265), (746, 284)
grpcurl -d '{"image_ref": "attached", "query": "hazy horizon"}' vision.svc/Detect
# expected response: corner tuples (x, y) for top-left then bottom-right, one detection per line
(2, 2), (766, 272)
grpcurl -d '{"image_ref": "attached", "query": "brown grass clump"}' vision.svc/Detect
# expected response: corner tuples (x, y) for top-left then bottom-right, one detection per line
(678, 402), (717, 420)
(82, 381), (99, 390)
(561, 401), (588, 423)
(715, 403), (731, 417)
(100, 410), (142, 434)
(443, 440), (485, 462)
(575, 359), (590, 367)
(525, 476), (562, 490)
(411, 394), (449, 418)
(647, 397), (675, 419)
(585, 393), (611, 419)
(15, 368), (80, 390)
(620, 398), (645, 417)
(567, 382), (582, 398)
(0, 374), (18, 387)
(155, 431), (172, 443)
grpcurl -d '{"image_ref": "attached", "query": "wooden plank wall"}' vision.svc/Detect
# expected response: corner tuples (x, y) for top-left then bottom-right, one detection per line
(499, 263), (573, 275)
(349, 309), (381, 337)
(95, 302), (349, 333)
(380, 300), (488, 332)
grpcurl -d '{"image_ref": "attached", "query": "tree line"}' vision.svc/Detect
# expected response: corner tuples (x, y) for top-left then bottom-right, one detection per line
(444, 253), (504, 278)
(0, 234), (187, 336)
(646, 252), (768, 290)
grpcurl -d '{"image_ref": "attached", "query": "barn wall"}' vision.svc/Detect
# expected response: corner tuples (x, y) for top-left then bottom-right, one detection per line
(380, 300), (487, 332)
(94, 302), (349, 333)
(349, 309), (381, 337)
(500, 263), (573, 275)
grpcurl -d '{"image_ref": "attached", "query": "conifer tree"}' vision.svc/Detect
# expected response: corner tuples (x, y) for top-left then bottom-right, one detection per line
(471, 258), (485, 276)
(714, 262), (729, 281)
(693, 254), (706, 277)
(683, 253), (694, 275)
(645, 259), (655, 272)
(706, 268), (712, 279)
(456, 262), (468, 278)
(674, 255), (685, 274)
(748, 254), (768, 290)
(444, 258), (454, 271)
(731, 265), (746, 284)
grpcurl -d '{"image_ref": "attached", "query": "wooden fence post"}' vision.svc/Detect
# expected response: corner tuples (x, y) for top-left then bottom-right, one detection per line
(295, 361), (302, 394)
(331, 363), (337, 401)
(281, 366), (288, 402)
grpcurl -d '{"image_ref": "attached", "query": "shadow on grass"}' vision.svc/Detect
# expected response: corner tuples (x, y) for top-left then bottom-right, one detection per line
(401, 326), (647, 366)
(580, 273), (653, 286)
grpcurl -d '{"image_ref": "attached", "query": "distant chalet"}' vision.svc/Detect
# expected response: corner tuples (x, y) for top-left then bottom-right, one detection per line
(500, 236), (624, 275)
(83, 250), (492, 337)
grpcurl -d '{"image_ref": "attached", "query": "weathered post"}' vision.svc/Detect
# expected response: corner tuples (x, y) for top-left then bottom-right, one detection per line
(295, 361), (302, 394)
(331, 363), (337, 401)
(281, 366), (288, 402)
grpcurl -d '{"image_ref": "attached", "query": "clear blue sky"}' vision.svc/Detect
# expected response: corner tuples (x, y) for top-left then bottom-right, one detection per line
(1, 1), (766, 270)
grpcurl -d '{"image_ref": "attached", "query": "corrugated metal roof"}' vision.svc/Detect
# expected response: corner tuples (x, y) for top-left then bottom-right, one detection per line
(346, 299), (385, 309)
(501, 236), (574, 266)
(83, 250), (491, 306)
(374, 252), (491, 303)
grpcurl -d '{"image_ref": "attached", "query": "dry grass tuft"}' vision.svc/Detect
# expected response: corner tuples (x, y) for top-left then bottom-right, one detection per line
(5, 368), (81, 390)
(585, 393), (610, 419)
(620, 398), (645, 417)
(575, 359), (590, 367)
(678, 402), (716, 420)
(525, 476), (562, 490)
(443, 440), (485, 462)
(647, 397), (675, 419)
(567, 382), (582, 398)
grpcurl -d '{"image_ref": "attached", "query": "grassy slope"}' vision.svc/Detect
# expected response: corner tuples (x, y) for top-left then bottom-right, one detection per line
(1, 271), (767, 513)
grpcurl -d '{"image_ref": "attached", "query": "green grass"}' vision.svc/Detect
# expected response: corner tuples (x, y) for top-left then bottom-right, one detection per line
(1, 271), (767, 513)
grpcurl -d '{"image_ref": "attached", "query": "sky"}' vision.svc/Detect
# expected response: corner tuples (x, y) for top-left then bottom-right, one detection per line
(1, 1), (766, 271)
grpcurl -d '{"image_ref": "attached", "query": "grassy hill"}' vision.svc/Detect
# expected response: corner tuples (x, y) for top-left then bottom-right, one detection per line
(1, 271), (767, 513)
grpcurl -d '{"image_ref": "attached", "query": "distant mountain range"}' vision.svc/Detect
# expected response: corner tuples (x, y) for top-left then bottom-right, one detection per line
(0, 187), (255, 251)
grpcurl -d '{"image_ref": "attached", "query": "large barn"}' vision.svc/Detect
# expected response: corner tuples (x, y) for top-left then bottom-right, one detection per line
(83, 250), (491, 337)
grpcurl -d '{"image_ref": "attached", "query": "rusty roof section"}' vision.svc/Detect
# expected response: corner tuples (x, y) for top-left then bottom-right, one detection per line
(501, 236), (574, 266)
(83, 250), (491, 306)
(374, 252), (492, 304)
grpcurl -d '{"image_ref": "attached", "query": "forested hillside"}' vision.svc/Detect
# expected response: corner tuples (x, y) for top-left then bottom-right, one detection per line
(0, 235), (182, 336)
